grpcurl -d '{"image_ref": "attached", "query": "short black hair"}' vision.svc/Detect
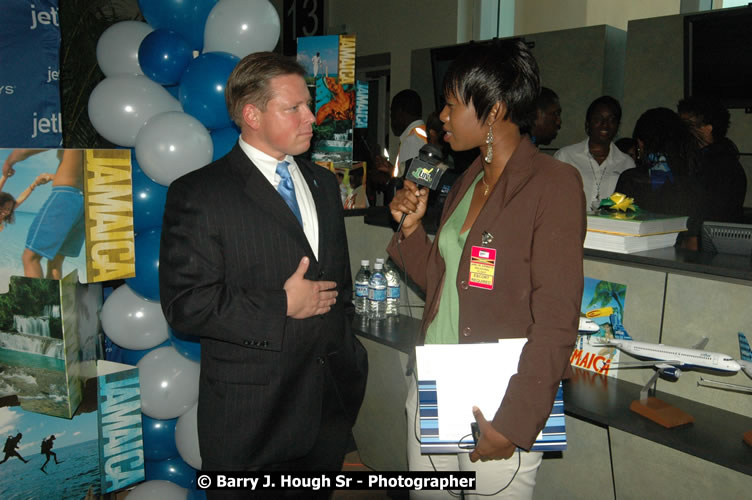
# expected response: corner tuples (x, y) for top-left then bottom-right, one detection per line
(677, 95), (730, 141)
(391, 89), (422, 119)
(614, 137), (636, 155)
(586, 95), (622, 124)
(443, 39), (540, 128)
(536, 87), (559, 111)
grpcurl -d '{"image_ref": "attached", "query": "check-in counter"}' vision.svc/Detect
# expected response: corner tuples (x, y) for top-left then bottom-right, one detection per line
(345, 212), (752, 498)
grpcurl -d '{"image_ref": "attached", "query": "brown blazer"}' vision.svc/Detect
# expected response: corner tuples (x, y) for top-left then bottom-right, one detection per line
(388, 137), (585, 450)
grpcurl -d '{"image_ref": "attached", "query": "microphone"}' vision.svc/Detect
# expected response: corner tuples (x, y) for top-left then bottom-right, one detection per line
(397, 143), (448, 233)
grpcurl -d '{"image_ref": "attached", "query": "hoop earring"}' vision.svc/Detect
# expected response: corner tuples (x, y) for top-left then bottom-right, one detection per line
(484, 125), (494, 163)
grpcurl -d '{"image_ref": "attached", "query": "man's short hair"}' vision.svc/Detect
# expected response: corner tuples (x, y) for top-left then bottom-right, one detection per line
(443, 39), (540, 128)
(536, 87), (559, 111)
(391, 89), (422, 119)
(225, 51), (307, 128)
(677, 95), (730, 141)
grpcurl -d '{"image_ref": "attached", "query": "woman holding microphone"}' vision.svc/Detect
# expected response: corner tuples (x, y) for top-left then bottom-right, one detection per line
(387, 40), (585, 499)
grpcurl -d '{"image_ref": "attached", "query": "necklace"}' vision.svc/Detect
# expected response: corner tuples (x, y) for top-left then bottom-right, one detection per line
(480, 175), (490, 196)
(587, 155), (608, 211)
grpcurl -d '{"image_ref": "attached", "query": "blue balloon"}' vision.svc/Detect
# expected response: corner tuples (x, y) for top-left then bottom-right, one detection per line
(138, 0), (217, 51)
(139, 29), (193, 85)
(164, 84), (180, 99)
(131, 152), (168, 233)
(126, 227), (162, 301)
(179, 52), (239, 130)
(210, 126), (239, 161)
(187, 490), (207, 500)
(169, 327), (201, 362)
(142, 414), (179, 461)
(144, 455), (197, 489)
(119, 339), (171, 365)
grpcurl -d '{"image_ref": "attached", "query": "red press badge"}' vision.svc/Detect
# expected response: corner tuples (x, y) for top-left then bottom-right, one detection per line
(468, 246), (496, 290)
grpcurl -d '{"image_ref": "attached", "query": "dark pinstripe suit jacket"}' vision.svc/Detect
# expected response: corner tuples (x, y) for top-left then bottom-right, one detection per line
(159, 144), (367, 468)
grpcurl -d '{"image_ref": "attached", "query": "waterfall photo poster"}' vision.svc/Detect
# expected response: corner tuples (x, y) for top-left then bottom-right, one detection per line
(0, 274), (98, 418)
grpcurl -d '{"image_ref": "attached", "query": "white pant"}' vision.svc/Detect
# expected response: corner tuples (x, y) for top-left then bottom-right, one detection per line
(405, 379), (542, 499)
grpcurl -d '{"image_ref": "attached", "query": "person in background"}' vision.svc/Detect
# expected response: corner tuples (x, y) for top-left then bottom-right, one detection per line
(159, 52), (367, 499)
(528, 87), (562, 146)
(616, 107), (704, 249)
(388, 39), (584, 499)
(677, 96), (747, 223)
(0, 160), (53, 232)
(554, 96), (635, 211)
(374, 89), (428, 178)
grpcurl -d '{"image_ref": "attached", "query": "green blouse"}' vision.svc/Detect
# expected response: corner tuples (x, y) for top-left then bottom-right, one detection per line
(425, 173), (483, 344)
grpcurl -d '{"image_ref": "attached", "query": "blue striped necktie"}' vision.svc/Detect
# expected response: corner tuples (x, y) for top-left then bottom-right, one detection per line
(276, 161), (303, 226)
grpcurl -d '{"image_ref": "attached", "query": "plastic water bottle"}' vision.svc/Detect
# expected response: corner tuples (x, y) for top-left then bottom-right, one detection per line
(368, 262), (387, 320)
(385, 261), (401, 316)
(353, 260), (371, 315)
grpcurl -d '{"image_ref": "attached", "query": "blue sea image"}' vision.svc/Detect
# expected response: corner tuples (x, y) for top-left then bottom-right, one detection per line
(0, 439), (100, 499)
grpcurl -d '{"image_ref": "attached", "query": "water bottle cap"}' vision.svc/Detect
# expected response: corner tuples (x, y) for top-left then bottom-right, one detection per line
(374, 263), (383, 269)
(376, 258), (385, 263)
(360, 260), (370, 266)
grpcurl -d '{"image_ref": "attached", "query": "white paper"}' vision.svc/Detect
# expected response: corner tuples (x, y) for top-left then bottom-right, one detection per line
(415, 339), (527, 442)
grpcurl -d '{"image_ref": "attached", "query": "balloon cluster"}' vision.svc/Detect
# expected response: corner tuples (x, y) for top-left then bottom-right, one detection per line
(91, 1), (281, 496)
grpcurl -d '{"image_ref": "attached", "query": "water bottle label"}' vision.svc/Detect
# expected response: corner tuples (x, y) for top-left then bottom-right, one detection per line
(355, 283), (369, 297)
(369, 288), (386, 301)
(387, 286), (400, 299)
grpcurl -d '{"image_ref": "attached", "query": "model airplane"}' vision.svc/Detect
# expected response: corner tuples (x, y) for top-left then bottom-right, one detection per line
(697, 332), (752, 393)
(589, 326), (741, 380)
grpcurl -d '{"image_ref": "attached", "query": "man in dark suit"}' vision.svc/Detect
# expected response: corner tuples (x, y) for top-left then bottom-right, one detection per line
(159, 52), (367, 498)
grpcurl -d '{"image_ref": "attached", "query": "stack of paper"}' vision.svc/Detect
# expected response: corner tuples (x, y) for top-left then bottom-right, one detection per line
(585, 212), (688, 253)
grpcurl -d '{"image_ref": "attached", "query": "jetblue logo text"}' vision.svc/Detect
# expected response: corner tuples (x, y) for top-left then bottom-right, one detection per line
(30, 4), (60, 29)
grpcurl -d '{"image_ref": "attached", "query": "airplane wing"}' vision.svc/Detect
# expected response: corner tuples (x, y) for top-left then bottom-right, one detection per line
(698, 377), (752, 394)
(739, 361), (752, 379)
(690, 336), (709, 350)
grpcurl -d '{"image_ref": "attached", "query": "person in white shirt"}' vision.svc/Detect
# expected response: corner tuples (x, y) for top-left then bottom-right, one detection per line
(373, 89), (428, 179)
(554, 95), (635, 211)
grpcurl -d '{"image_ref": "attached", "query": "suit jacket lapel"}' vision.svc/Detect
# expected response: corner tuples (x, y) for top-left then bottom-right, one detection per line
(297, 158), (330, 264)
(227, 146), (313, 254)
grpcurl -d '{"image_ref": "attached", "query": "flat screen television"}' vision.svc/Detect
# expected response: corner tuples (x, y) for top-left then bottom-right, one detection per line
(684, 7), (752, 109)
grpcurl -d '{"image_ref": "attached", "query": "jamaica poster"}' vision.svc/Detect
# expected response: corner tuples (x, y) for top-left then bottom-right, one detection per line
(297, 34), (356, 170)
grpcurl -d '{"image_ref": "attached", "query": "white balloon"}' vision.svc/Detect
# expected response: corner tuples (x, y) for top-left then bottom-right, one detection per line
(96, 21), (153, 77)
(135, 111), (213, 186)
(101, 284), (169, 350)
(175, 402), (202, 470)
(203, 0), (281, 58)
(126, 480), (187, 500)
(138, 346), (200, 419)
(88, 75), (181, 146)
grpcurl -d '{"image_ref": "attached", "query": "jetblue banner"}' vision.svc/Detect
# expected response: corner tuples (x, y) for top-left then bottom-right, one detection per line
(0, 0), (62, 147)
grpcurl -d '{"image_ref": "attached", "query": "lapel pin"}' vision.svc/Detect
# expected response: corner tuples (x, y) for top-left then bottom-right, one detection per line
(481, 231), (494, 247)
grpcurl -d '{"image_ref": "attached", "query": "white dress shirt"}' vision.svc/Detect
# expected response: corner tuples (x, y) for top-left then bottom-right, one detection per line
(238, 137), (319, 259)
(395, 119), (427, 177)
(554, 138), (635, 211)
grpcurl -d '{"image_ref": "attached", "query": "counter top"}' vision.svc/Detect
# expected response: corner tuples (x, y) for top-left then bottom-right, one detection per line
(564, 367), (751, 476)
(352, 315), (752, 476)
(585, 247), (752, 283)
(352, 313), (419, 355)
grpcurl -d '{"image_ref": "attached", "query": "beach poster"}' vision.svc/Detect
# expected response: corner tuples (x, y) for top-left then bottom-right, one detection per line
(570, 277), (627, 377)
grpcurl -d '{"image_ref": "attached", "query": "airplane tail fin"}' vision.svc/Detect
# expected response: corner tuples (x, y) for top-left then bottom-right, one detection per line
(613, 324), (633, 341)
(739, 332), (752, 362)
